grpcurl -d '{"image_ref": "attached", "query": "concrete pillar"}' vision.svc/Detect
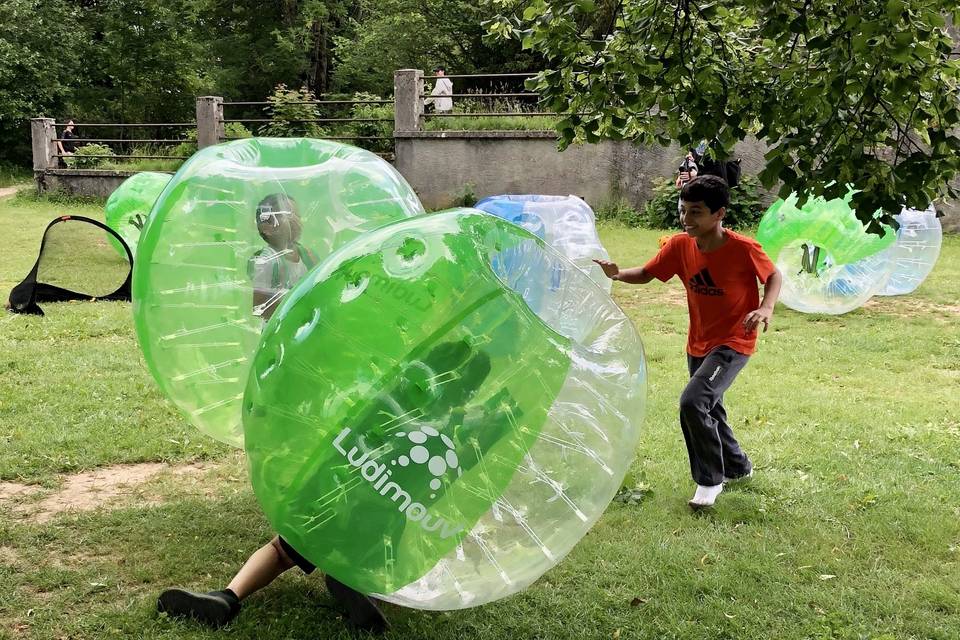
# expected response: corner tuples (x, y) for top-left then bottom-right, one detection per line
(196, 96), (224, 149)
(394, 69), (424, 132)
(31, 118), (56, 171)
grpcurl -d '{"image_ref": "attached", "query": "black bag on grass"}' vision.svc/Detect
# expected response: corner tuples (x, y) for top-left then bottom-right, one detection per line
(7, 215), (133, 316)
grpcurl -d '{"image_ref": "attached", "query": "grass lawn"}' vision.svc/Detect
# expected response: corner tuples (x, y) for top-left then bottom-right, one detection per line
(1, 191), (958, 639)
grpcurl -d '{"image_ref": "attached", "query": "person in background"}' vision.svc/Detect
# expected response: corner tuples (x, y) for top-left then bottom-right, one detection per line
(675, 149), (699, 215)
(56, 120), (78, 168)
(425, 67), (454, 113)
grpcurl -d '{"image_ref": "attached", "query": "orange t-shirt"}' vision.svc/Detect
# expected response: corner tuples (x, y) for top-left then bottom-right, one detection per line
(643, 230), (776, 357)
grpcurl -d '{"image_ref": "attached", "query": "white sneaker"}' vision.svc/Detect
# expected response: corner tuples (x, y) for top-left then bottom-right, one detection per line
(723, 468), (754, 484)
(688, 484), (723, 509)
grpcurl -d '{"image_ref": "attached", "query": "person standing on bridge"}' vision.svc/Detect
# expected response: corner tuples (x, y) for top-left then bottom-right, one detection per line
(425, 67), (454, 113)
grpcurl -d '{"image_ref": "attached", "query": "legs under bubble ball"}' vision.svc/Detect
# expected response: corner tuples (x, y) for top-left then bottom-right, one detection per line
(133, 138), (424, 446)
(243, 209), (646, 610)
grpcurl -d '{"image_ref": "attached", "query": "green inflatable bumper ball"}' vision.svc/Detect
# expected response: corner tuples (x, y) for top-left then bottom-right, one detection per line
(757, 191), (896, 314)
(133, 138), (424, 447)
(243, 209), (647, 610)
(104, 171), (172, 257)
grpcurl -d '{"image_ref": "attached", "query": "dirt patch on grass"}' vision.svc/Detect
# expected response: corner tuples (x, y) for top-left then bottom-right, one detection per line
(0, 186), (21, 199)
(616, 286), (688, 309)
(0, 461), (216, 524)
(0, 545), (20, 566)
(863, 297), (960, 318)
(0, 482), (41, 501)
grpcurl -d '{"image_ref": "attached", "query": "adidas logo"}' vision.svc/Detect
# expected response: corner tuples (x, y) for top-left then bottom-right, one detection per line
(688, 268), (725, 296)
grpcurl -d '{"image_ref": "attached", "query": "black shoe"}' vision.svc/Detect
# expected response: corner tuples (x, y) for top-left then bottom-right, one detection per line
(157, 588), (240, 628)
(324, 575), (389, 634)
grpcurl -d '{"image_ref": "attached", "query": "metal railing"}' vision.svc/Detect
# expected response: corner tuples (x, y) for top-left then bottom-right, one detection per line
(218, 97), (395, 157)
(418, 72), (553, 129)
(49, 121), (197, 167)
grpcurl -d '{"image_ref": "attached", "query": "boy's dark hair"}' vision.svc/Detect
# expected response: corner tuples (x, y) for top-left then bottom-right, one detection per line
(680, 175), (729, 213)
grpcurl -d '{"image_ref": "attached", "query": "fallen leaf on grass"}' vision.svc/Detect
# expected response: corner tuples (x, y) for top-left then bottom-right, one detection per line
(613, 628), (621, 639)
(613, 483), (652, 506)
(630, 597), (647, 607)
(819, 574), (837, 581)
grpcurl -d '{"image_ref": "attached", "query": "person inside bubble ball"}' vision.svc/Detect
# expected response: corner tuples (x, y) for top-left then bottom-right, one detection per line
(594, 175), (783, 509)
(156, 339), (499, 633)
(250, 193), (319, 321)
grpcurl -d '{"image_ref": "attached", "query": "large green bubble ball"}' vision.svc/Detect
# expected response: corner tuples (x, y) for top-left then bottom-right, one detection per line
(133, 138), (423, 446)
(104, 171), (171, 257)
(244, 209), (646, 610)
(757, 191), (896, 314)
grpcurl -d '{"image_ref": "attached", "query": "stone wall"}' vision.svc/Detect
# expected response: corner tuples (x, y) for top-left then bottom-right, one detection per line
(395, 131), (771, 211)
(394, 131), (960, 232)
(37, 170), (138, 198)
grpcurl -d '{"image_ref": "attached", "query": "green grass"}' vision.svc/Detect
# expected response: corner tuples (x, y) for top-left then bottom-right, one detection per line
(1, 197), (959, 639)
(423, 115), (557, 131)
(0, 163), (31, 188)
(99, 157), (185, 173)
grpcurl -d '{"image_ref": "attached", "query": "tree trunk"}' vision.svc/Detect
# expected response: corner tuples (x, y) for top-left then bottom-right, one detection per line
(310, 20), (328, 94)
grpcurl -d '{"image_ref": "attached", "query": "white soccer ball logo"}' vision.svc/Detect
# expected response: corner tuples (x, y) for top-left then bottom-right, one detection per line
(393, 425), (462, 498)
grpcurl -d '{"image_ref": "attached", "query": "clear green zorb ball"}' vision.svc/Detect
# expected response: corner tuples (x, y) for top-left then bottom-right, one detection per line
(133, 138), (423, 446)
(243, 209), (646, 610)
(104, 171), (172, 257)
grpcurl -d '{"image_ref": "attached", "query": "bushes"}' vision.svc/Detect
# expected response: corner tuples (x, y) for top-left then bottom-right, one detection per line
(596, 176), (767, 230)
(344, 92), (394, 153)
(66, 143), (115, 169)
(260, 85), (328, 138)
(595, 198), (644, 226)
(638, 175), (766, 230)
(0, 161), (30, 187)
(170, 123), (251, 161)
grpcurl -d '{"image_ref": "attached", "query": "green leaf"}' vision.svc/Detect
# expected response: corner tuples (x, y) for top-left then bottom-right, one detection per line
(886, 0), (904, 19)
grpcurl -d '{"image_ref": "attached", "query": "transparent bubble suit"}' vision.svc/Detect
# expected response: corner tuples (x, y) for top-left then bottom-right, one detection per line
(474, 194), (613, 296)
(133, 138), (423, 446)
(877, 206), (942, 296)
(757, 193), (896, 315)
(104, 171), (171, 257)
(243, 209), (646, 610)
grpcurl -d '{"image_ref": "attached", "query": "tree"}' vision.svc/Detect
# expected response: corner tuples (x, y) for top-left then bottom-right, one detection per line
(333, 0), (539, 95)
(487, 0), (960, 229)
(195, 0), (359, 99)
(72, 0), (210, 124)
(0, 0), (85, 164)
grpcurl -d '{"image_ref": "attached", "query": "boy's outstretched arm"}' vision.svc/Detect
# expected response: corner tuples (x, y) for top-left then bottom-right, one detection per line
(743, 268), (783, 333)
(593, 259), (655, 284)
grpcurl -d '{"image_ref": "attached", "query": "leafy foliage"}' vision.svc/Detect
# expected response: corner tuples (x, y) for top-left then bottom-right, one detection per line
(595, 198), (644, 226)
(487, 0), (960, 229)
(331, 0), (538, 94)
(345, 93), (394, 153)
(0, 0), (86, 164)
(67, 144), (116, 169)
(260, 85), (328, 138)
(641, 175), (766, 230)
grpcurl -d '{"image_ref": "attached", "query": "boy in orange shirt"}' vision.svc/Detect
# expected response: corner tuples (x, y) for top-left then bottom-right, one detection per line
(595, 175), (782, 509)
